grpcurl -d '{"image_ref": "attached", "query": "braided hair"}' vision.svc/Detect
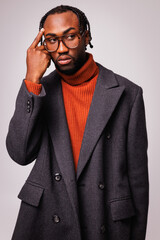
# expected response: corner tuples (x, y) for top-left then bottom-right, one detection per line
(39, 5), (93, 48)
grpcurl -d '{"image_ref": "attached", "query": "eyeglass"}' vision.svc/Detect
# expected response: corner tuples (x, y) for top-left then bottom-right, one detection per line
(43, 31), (85, 52)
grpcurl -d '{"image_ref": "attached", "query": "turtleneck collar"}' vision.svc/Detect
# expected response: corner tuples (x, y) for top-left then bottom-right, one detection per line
(56, 53), (99, 86)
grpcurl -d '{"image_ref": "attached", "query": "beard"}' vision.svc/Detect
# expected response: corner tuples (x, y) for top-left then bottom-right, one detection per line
(51, 53), (87, 75)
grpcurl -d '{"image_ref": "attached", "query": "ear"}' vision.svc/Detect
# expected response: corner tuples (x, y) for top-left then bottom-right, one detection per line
(85, 30), (90, 46)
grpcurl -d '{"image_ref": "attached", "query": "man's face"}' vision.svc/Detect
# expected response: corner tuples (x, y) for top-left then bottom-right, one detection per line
(43, 11), (89, 75)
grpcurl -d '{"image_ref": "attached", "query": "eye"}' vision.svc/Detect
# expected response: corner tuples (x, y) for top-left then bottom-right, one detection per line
(47, 38), (57, 44)
(65, 34), (76, 40)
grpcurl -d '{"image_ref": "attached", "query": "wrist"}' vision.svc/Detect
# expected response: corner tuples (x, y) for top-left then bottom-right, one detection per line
(25, 73), (41, 84)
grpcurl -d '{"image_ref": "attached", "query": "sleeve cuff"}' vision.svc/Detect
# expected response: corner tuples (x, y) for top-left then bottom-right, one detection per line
(24, 80), (42, 95)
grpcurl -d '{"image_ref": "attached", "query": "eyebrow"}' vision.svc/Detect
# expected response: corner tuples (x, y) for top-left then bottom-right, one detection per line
(46, 27), (76, 37)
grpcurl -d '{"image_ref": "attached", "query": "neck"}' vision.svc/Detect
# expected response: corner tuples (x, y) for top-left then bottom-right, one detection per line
(56, 53), (99, 86)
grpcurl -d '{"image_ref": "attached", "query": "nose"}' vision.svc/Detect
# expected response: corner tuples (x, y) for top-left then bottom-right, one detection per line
(57, 40), (69, 53)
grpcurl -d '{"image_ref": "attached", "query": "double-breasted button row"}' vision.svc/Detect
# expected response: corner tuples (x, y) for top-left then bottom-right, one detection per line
(52, 215), (60, 223)
(54, 173), (62, 181)
(27, 100), (31, 113)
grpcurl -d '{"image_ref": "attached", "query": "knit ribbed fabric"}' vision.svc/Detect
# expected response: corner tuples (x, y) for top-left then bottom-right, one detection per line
(25, 80), (42, 95)
(58, 53), (99, 169)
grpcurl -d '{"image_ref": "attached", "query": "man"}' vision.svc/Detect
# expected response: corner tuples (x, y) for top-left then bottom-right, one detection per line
(6, 5), (149, 240)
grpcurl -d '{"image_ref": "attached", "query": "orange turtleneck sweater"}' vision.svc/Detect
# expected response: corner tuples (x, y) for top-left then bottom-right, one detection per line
(25, 53), (99, 170)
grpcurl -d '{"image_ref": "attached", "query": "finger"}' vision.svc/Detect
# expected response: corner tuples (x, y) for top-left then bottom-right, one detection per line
(30, 28), (45, 49)
(36, 45), (46, 50)
(36, 45), (51, 55)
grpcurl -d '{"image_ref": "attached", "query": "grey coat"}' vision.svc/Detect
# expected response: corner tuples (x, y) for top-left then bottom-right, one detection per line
(6, 63), (149, 240)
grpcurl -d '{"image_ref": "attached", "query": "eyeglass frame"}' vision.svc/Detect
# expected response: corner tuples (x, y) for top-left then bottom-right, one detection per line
(43, 31), (86, 53)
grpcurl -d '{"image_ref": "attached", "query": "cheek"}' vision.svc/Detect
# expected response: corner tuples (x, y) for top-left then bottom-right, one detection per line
(71, 42), (86, 59)
(50, 53), (58, 62)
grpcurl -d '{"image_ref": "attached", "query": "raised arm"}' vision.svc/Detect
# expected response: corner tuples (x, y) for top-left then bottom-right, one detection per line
(6, 29), (51, 165)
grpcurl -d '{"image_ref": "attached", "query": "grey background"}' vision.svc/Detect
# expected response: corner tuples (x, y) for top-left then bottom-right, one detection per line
(1, 0), (159, 239)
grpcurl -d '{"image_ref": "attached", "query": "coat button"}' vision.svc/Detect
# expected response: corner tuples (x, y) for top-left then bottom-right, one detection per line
(106, 133), (111, 139)
(98, 183), (105, 190)
(100, 225), (106, 234)
(27, 100), (31, 113)
(54, 173), (62, 181)
(52, 215), (60, 223)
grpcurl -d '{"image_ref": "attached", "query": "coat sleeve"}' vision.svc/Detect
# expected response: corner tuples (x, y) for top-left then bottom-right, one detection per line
(127, 87), (149, 240)
(6, 80), (46, 165)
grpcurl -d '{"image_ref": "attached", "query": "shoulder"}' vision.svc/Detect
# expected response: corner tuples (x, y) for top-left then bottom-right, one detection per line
(97, 62), (143, 97)
(96, 63), (144, 109)
(97, 63), (141, 89)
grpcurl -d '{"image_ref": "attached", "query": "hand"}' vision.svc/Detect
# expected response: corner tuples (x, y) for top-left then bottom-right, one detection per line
(25, 28), (51, 84)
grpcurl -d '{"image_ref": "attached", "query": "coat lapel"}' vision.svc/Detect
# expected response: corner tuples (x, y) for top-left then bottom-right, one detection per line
(43, 72), (80, 224)
(76, 64), (125, 180)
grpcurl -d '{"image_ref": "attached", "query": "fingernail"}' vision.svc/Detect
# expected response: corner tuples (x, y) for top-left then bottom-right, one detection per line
(40, 28), (44, 32)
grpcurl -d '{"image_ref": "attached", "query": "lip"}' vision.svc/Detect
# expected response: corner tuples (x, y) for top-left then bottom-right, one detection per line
(57, 56), (72, 65)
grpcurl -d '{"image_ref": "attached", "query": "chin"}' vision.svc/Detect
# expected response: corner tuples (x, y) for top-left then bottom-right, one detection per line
(60, 68), (78, 75)
(56, 64), (78, 75)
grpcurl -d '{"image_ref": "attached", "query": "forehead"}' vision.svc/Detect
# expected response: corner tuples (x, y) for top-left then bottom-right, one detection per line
(43, 11), (79, 35)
